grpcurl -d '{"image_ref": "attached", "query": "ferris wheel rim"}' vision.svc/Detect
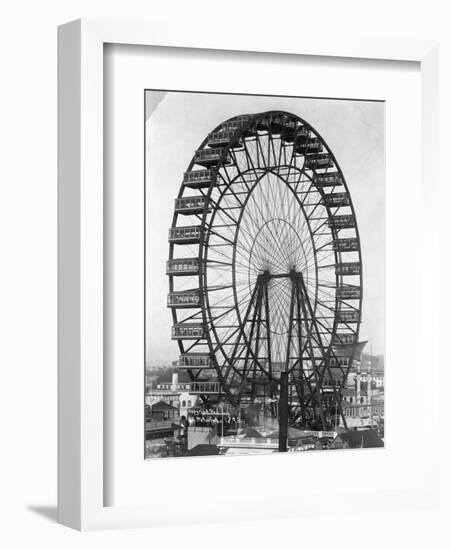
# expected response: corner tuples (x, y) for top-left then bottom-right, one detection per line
(167, 110), (363, 400)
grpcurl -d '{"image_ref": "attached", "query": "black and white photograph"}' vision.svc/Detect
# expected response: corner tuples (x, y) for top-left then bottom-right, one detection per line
(145, 90), (385, 459)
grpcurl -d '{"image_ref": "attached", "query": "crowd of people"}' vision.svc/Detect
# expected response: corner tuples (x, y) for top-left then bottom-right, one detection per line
(179, 410), (240, 435)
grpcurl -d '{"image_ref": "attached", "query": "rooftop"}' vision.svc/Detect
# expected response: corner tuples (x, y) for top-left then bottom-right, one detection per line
(340, 429), (384, 448)
(188, 444), (220, 456)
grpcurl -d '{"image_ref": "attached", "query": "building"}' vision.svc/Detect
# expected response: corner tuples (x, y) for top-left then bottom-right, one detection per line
(178, 391), (195, 418)
(341, 384), (384, 431)
(145, 400), (180, 440)
(147, 400), (179, 425)
(342, 387), (369, 407)
(145, 372), (199, 412)
(145, 400), (183, 458)
(348, 354), (385, 389)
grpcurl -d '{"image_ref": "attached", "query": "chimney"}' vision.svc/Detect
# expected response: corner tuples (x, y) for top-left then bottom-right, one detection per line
(171, 371), (179, 392)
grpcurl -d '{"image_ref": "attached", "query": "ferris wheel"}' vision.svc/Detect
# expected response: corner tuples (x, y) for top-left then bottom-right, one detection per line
(167, 111), (363, 429)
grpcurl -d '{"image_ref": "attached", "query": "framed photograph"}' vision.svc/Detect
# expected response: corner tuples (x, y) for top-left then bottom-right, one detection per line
(58, 19), (440, 530)
(144, 89), (385, 462)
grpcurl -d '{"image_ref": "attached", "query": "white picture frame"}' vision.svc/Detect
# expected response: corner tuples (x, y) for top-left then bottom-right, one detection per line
(58, 18), (440, 531)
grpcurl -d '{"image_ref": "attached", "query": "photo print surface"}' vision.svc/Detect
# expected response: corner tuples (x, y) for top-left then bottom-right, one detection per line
(145, 90), (385, 459)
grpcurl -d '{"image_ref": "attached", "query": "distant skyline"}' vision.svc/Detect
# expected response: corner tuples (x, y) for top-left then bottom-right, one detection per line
(145, 91), (385, 366)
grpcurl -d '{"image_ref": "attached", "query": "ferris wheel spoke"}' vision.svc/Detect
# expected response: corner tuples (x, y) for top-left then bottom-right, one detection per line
(207, 289), (249, 314)
(229, 177), (270, 242)
(208, 281), (253, 310)
(286, 147), (298, 182)
(316, 251), (337, 266)
(310, 285), (336, 303)
(256, 205), (300, 267)
(207, 245), (248, 271)
(207, 209), (259, 264)
(315, 239), (334, 253)
(269, 135), (279, 169)
(219, 168), (244, 206)
(255, 133), (268, 170)
(241, 139), (261, 177)
(249, 225), (292, 271)
(229, 148), (250, 177)
(244, 216), (292, 270)
(207, 198), (240, 226)
(175, 309), (203, 324)
(276, 139), (286, 175)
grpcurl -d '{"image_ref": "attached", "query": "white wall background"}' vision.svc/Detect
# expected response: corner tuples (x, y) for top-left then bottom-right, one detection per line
(0, 0), (449, 548)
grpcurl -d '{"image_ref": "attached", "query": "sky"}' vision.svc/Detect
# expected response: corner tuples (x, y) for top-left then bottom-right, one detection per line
(145, 91), (385, 365)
